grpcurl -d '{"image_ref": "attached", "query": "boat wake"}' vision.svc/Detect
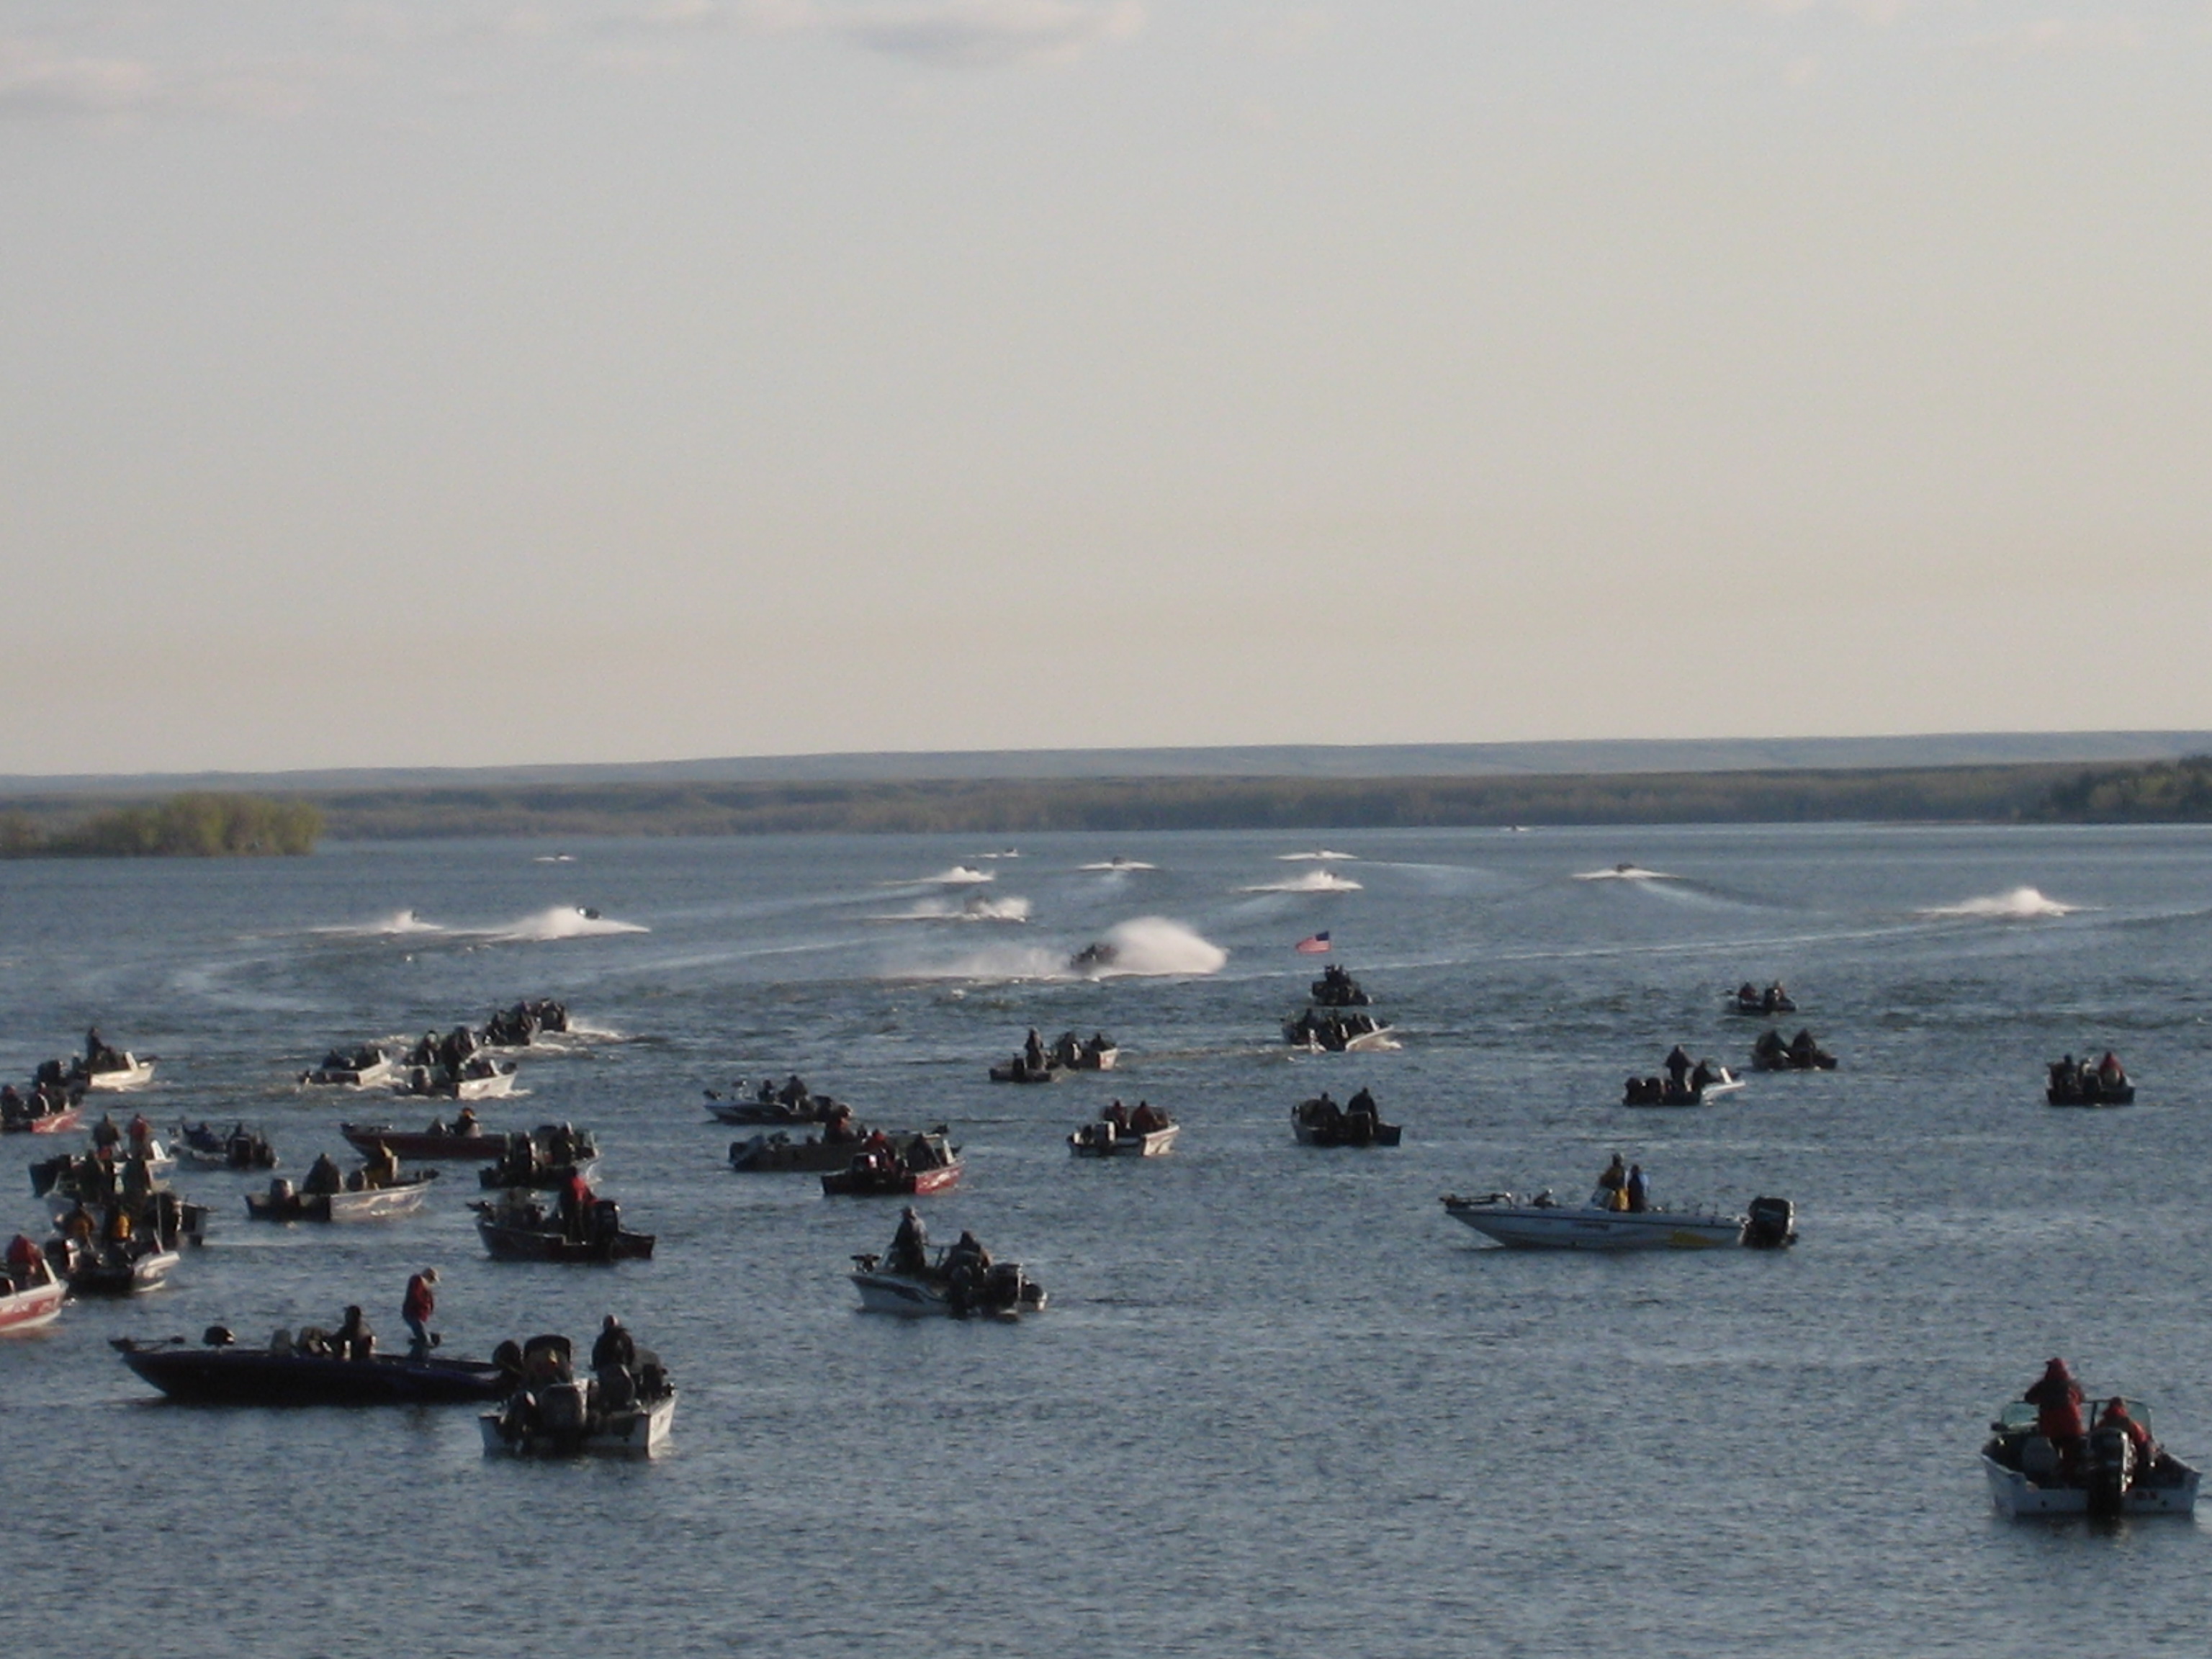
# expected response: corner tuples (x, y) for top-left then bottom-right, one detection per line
(1079, 858), (1157, 872)
(886, 916), (1227, 983)
(914, 866), (993, 886)
(1079, 917), (1228, 977)
(485, 906), (650, 943)
(1918, 886), (2082, 920)
(1573, 864), (1676, 882)
(315, 909), (447, 937)
(1278, 849), (1358, 862)
(1241, 869), (1363, 894)
(871, 896), (1032, 924)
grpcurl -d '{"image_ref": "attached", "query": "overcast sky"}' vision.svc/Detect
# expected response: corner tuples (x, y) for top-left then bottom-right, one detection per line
(4, 2), (2206, 773)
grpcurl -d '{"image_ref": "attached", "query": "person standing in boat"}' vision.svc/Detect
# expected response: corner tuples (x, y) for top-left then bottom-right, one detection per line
(592, 1315), (636, 1374)
(557, 1169), (596, 1242)
(1597, 1154), (1627, 1198)
(886, 1207), (928, 1276)
(1023, 1028), (1046, 1072)
(402, 1267), (439, 1357)
(1626, 1164), (1650, 1213)
(2026, 1357), (2086, 1457)
(335, 1305), (375, 1360)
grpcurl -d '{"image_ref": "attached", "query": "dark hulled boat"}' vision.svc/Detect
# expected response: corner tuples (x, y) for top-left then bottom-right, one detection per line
(114, 1335), (513, 1404)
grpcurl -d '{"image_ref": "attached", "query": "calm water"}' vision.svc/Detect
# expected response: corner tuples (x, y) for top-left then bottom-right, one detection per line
(6, 824), (2212, 1656)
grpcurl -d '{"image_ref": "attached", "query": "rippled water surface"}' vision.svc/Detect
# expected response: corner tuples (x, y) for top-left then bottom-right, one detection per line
(6, 824), (2212, 1656)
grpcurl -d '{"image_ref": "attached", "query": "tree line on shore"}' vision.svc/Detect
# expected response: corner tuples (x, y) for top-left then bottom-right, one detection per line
(4, 757), (2208, 851)
(0, 793), (323, 858)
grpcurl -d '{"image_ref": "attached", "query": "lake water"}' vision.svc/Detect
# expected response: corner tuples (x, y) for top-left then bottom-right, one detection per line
(5, 823), (2212, 1656)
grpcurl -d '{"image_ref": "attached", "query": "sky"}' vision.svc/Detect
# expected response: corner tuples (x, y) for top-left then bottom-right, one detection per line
(4, 1), (2209, 773)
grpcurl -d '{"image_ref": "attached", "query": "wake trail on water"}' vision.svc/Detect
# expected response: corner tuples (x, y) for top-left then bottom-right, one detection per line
(316, 909), (447, 937)
(484, 907), (650, 943)
(910, 866), (993, 886)
(1278, 849), (1358, 862)
(1240, 869), (1363, 894)
(1573, 863), (1676, 882)
(1917, 886), (2083, 920)
(885, 916), (1227, 983)
(870, 896), (1032, 924)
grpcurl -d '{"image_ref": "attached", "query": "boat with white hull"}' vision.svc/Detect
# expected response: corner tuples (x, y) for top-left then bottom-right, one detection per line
(1982, 1398), (2200, 1517)
(1440, 1189), (1794, 1251)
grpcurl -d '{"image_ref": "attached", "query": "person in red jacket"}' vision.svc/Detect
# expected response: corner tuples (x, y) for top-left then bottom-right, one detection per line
(2025, 1357), (2086, 1449)
(402, 1267), (439, 1357)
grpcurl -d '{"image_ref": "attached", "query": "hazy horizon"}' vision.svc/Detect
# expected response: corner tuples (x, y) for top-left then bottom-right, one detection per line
(9, 4), (2208, 772)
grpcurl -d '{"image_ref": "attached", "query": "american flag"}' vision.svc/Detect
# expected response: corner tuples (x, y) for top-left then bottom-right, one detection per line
(1294, 931), (1331, 955)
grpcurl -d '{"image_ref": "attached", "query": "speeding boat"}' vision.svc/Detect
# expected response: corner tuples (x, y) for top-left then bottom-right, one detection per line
(706, 1093), (847, 1126)
(480, 999), (570, 1048)
(472, 1197), (655, 1262)
(0, 1246), (66, 1333)
(480, 1333), (675, 1458)
(246, 1169), (438, 1223)
(301, 1046), (397, 1088)
(1439, 1189), (1796, 1251)
(114, 1330), (513, 1405)
(987, 1058), (1062, 1084)
(1069, 942), (1118, 974)
(849, 1250), (1048, 1318)
(1983, 1396), (2199, 1516)
(1068, 1118), (1180, 1158)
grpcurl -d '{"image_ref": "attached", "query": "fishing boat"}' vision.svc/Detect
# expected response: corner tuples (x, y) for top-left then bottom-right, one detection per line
(338, 1116), (573, 1163)
(46, 1236), (181, 1297)
(478, 1333), (675, 1458)
(77, 1054), (156, 1092)
(1068, 1119), (1180, 1158)
(820, 1133), (962, 1197)
(731, 1130), (884, 1174)
(176, 1123), (278, 1170)
(1290, 1093), (1401, 1147)
(1983, 1397), (2199, 1516)
(300, 1046), (397, 1089)
(472, 1198), (655, 1262)
(246, 1169), (438, 1223)
(114, 1331), (513, 1405)
(1, 1099), (82, 1136)
(1439, 1189), (1795, 1251)
(0, 1248), (66, 1333)
(849, 1251), (1048, 1318)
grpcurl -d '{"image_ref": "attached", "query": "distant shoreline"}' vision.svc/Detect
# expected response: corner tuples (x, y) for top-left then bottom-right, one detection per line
(6, 759), (2208, 842)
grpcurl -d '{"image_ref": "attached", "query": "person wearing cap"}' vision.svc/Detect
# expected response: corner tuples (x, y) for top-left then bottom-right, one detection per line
(2098, 1396), (2155, 1463)
(402, 1267), (439, 1357)
(591, 1315), (635, 1373)
(2025, 1357), (2086, 1448)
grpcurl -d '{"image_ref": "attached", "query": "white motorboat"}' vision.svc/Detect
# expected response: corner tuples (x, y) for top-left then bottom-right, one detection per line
(302, 1048), (397, 1089)
(81, 1056), (156, 1092)
(1068, 1121), (1179, 1158)
(1440, 1189), (1794, 1251)
(480, 1389), (675, 1458)
(1983, 1398), (2200, 1516)
(850, 1254), (1047, 1318)
(0, 1258), (67, 1333)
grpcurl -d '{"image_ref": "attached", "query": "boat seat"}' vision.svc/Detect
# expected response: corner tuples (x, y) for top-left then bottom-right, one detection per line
(2021, 1436), (2061, 1480)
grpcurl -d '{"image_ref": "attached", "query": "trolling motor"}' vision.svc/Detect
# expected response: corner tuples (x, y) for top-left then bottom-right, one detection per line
(1743, 1197), (1797, 1249)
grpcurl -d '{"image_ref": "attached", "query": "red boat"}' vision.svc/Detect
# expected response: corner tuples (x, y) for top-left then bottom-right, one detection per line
(3, 1104), (83, 1136)
(819, 1131), (961, 1197)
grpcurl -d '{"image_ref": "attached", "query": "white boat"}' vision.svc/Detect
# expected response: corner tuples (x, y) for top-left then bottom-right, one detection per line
(1982, 1398), (2200, 1516)
(850, 1255), (1047, 1318)
(0, 1255), (67, 1332)
(452, 1061), (518, 1100)
(302, 1050), (397, 1089)
(82, 1056), (156, 1092)
(1440, 1189), (1794, 1251)
(1068, 1121), (1179, 1158)
(480, 1390), (676, 1459)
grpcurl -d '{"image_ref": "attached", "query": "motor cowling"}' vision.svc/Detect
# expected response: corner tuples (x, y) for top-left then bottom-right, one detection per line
(2087, 1425), (2136, 1516)
(1744, 1197), (1796, 1249)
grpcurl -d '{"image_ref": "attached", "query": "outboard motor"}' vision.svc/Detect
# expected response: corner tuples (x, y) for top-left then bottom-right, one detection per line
(2087, 1423), (2136, 1516)
(1744, 1197), (1797, 1249)
(202, 1324), (235, 1347)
